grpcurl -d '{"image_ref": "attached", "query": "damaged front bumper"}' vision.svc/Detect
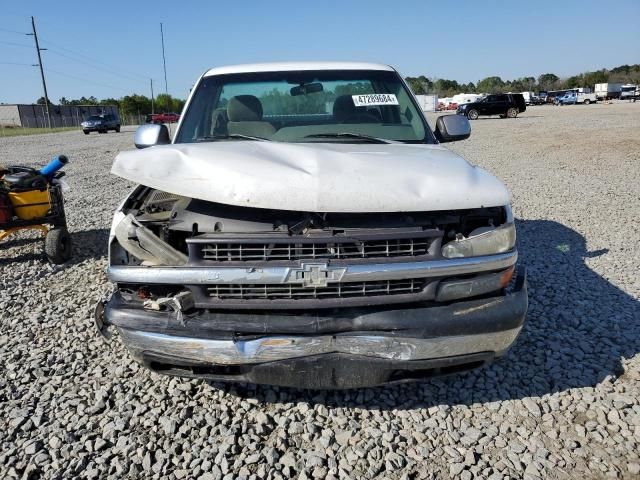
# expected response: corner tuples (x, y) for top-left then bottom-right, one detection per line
(96, 271), (527, 389)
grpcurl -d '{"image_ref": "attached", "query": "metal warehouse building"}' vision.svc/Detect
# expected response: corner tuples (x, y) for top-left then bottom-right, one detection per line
(0, 104), (119, 128)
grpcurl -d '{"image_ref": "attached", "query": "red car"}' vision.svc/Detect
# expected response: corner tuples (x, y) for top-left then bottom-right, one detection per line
(149, 112), (180, 124)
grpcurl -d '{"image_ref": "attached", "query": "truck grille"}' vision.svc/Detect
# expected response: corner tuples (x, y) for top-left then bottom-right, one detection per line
(206, 279), (425, 301)
(188, 230), (442, 264)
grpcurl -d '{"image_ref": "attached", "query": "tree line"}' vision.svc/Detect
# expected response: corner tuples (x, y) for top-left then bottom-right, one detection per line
(33, 63), (640, 111)
(405, 63), (640, 97)
(36, 93), (186, 116)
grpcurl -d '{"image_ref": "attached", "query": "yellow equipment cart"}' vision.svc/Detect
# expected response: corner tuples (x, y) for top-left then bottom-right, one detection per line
(0, 161), (72, 264)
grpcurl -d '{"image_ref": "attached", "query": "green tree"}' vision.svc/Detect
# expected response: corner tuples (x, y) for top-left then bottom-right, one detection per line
(432, 79), (461, 97)
(537, 73), (559, 90)
(405, 77), (428, 95)
(476, 76), (505, 93)
(119, 94), (152, 116)
(156, 93), (185, 113)
(36, 96), (53, 106)
(582, 70), (609, 88)
(565, 75), (583, 88)
(100, 97), (120, 106)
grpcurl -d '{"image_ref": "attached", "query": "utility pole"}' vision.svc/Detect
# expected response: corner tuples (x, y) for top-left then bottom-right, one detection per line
(150, 78), (155, 114)
(160, 23), (169, 112)
(28, 16), (51, 129)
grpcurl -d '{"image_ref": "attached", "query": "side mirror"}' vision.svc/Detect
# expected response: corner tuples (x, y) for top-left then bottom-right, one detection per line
(434, 114), (471, 142)
(134, 124), (171, 149)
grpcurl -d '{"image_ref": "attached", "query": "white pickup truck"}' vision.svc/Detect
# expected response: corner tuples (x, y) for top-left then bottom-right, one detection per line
(554, 91), (597, 105)
(95, 62), (527, 389)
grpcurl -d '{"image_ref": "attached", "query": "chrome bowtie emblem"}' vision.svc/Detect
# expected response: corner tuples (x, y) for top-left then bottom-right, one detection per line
(286, 263), (346, 287)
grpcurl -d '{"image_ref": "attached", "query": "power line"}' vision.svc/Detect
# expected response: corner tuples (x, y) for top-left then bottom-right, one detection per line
(28, 16), (51, 128)
(1, 19), (162, 100)
(44, 68), (131, 93)
(0, 26), (29, 35)
(0, 61), (35, 66)
(44, 48), (148, 84)
(0, 39), (33, 48)
(39, 38), (149, 81)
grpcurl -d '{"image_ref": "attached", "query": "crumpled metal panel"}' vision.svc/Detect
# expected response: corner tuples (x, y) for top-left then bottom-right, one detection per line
(111, 141), (510, 213)
(119, 327), (522, 365)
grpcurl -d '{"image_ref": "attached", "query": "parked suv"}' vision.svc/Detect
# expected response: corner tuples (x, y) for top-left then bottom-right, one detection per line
(81, 114), (120, 134)
(95, 62), (527, 389)
(457, 94), (526, 120)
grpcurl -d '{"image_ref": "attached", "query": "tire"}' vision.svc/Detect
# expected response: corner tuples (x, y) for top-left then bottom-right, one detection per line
(584, 99), (590, 105)
(45, 227), (72, 264)
(83, 130), (89, 135)
(506, 107), (518, 118)
(115, 125), (120, 133)
(467, 109), (479, 120)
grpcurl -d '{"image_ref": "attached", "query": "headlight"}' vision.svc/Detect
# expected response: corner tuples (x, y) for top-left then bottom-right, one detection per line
(442, 222), (516, 258)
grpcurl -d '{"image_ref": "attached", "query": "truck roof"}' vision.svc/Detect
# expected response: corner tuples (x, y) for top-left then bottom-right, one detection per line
(204, 61), (395, 77)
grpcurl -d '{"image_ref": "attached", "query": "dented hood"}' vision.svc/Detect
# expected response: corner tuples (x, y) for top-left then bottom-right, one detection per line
(111, 141), (509, 212)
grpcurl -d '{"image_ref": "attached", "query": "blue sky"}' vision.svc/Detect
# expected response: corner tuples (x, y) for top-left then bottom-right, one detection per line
(1, 0), (639, 103)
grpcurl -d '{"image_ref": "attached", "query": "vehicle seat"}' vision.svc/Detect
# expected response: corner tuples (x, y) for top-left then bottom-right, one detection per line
(333, 95), (380, 123)
(226, 95), (275, 138)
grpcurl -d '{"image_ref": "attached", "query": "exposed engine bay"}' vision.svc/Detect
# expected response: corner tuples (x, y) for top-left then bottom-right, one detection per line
(111, 186), (510, 268)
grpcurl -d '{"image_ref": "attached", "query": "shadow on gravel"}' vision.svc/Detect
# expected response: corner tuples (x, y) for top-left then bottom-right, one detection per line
(0, 228), (109, 267)
(216, 219), (640, 409)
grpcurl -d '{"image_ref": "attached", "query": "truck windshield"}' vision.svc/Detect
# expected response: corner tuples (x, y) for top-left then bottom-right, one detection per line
(175, 70), (434, 144)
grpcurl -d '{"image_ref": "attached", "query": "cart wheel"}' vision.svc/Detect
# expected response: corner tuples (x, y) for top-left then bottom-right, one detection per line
(45, 227), (72, 264)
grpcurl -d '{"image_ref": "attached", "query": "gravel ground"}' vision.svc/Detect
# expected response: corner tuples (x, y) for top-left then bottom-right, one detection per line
(1, 104), (639, 480)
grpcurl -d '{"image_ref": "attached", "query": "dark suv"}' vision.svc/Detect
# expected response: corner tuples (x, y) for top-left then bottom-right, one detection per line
(81, 114), (121, 134)
(457, 94), (526, 120)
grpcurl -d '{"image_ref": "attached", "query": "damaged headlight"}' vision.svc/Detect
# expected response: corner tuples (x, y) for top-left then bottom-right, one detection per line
(442, 222), (516, 258)
(114, 214), (187, 266)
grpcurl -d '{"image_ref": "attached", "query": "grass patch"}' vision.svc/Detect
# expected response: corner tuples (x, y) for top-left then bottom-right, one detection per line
(0, 126), (79, 137)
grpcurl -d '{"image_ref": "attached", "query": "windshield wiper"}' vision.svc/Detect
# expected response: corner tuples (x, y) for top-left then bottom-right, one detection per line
(194, 133), (269, 142)
(303, 133), (397, 144)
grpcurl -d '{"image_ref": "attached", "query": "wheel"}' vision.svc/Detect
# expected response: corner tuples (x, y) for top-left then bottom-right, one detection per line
(507, 107), (518, 118)
(45, 227), (72, 264)
(83, 130), (89, 135)
(584, 99), (590, 105)
(115, 125), (120, 133)
(467, 109), (479, 120)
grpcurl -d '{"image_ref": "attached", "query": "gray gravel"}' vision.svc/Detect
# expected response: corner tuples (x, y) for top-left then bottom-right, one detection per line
(1, 104), (640, 479)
